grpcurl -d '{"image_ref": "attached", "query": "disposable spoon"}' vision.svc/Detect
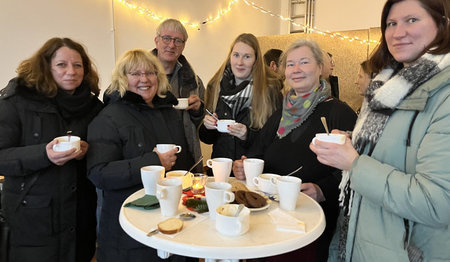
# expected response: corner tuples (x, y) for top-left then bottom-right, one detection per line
(320, 117), (330, 135)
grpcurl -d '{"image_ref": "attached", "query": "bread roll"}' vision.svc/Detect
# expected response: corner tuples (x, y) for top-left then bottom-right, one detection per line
(157, 217), (183, 234)
(231, 181), (248, 192)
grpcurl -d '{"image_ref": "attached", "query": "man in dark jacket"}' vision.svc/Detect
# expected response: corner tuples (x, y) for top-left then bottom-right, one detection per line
(153, 18), (205, 171)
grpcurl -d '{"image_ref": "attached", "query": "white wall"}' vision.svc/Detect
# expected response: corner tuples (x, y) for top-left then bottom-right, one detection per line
(315, 0), (385, 31)
(0, 0), (385, 93)
(0, 0), (115, 92)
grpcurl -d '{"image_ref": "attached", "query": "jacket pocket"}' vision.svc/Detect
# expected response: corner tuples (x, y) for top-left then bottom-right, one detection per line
(3, 191), (53, 245)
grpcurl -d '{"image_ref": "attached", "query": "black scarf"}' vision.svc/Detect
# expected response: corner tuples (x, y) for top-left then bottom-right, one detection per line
(53, 82), (96, 120)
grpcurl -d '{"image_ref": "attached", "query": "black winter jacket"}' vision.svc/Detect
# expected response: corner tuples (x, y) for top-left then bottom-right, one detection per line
(0, 78), (103, 262)
(87, 91), (194, 256)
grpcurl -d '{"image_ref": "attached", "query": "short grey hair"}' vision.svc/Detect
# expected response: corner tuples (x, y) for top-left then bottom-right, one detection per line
(156, 19), (188, 41)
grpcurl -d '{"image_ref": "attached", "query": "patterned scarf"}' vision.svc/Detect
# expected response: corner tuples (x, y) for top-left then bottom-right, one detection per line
(277, 79), (330, 138)
(337, 52), (450, 261)
(220, 66), (253, 119)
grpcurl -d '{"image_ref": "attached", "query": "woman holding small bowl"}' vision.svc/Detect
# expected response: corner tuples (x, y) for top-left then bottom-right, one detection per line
(233, 39), (357, 262)
(311, 0), (450, 260)
(0, 37), (103, 262)
(87, 49), (194, 262)
(199, 33), (283, 161)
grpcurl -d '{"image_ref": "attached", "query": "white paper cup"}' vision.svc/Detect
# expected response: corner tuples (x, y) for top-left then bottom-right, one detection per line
(174, 98), (189, 110)
(205, 182), (235, 219)
(141, 165), (165, 195)
(215, 204), (250, 237)
(165, 170), (193, 189)
(271, 176), (301, 211)
(156, 144), (182, 153)
(253, 173), (280, 195)
(206, 158), (232, 182)
(312, 133), (346, 145)
(243, 158), (264, 188)
(215, 119), (236, 133)
(52, 135), (81, 152)
(156, 178), (182, 217)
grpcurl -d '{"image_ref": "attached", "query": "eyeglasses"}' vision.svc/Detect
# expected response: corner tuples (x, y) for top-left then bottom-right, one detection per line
(128, 71), (156, 78)
(159, 35), (185, 47)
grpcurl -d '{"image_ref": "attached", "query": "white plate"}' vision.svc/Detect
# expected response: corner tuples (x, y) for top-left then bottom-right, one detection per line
(247, 191), (271, 212)
(248, 200), (271, 212)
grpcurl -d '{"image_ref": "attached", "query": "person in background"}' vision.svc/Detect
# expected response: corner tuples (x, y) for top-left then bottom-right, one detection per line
(354, 60), (372, 114)
(321, 51), (339, 99)
(153, 18), (204, 171)
(0, 37), (103, 262)
(355, 60), (372, 96)
(311, 0), (450, 261)
(233, 38), (357, 262)
(199, 33), (282, 162)
(87, 49), (194, 262)
(264, 48), (283, 73)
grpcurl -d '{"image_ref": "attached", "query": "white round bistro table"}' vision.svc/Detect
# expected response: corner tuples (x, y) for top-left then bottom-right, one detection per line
(120, 188), (325, 262)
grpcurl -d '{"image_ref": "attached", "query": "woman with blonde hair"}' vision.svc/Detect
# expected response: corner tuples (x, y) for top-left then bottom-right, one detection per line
(200, 33), (282, 161)
(87, 49), (194, 262)
(234, 38), (357, 262)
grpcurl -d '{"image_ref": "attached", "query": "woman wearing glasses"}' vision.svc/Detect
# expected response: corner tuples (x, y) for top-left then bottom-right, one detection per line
(87, 49), (194, 262)
(199, 33), (283, 163)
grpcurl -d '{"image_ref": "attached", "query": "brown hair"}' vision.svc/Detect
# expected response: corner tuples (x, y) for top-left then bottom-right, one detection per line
(205, 33), (281, 129)
(16, 37), (100, 97)
(369, 0), (450, 73)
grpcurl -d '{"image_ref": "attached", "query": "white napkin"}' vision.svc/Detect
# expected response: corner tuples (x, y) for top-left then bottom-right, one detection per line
(268, 208), (305, 233)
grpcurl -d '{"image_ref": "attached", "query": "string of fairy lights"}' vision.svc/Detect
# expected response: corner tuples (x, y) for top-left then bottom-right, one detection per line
(116, 0), (379, 46)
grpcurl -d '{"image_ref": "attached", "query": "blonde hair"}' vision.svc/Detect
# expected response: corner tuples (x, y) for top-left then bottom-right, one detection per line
(205, 33), (281, 129)
(279, 39), (324, 91)
(107, 49), (170, 98)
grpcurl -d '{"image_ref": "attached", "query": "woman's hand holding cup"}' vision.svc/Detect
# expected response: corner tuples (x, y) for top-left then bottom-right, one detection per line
(46, 138), (83, 166)
(154, 147), (178, 171)
(309, 129), (359, 171)
(232, 155), (247, 180)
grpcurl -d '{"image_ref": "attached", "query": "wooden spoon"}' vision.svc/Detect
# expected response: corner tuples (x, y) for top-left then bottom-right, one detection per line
(320, 117), (329, 135)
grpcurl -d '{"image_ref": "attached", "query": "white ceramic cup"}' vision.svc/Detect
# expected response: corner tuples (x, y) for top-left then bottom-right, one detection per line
(156, 144), (182, 153)
(215, 119), (236, 133)
(141, 165), (165, 195)
(156, 178), (182, 217)
(215, 204), (250, 237)
(52, 135), (81, 152)
(271, 176), (302, 211)
(206, 158), (232, 182)
(205, 182), (235, 219)
(243, 158), (264, 188)
(312, 133), (346, 145)
(253, 173), (280, 195)
(174, 98), (189, 110)
(165, 170), (193, 189)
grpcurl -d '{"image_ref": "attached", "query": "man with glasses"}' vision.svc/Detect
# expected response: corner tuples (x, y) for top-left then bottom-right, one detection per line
(152, 19), (205, 171)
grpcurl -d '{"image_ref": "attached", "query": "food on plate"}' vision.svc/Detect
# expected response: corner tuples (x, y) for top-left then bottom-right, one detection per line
(234, 190), (267, 208)
(231, 180), (248, 192)
(157, 217), (184, 234)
